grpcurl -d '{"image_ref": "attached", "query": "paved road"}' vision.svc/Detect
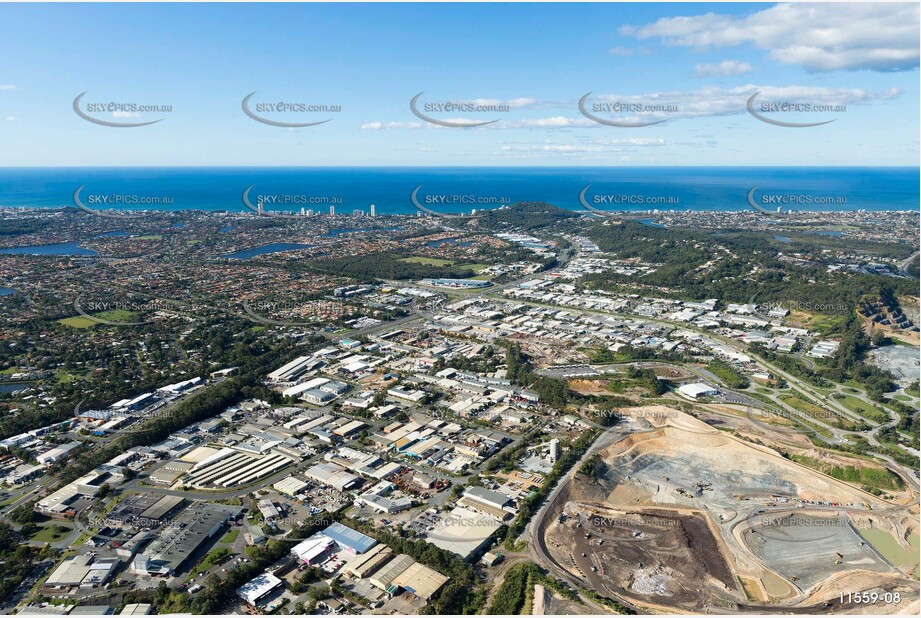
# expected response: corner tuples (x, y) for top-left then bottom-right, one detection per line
(898, 250), (919, 276)
(523, 423), (641, 612)
(0, 483), (47, 517)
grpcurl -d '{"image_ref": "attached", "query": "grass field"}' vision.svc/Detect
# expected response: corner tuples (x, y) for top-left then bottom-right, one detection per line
(56, 370), (79, 384)
(790, 454), (904, 492)
(58, 309), (139, 328)
(455, 263), (489, 273)
(757, 406), (834, 439)
(834, 395), (889, 424)
(398, 257), (492, 280)
(58, 316), (98, 328)
(707, 360), (749, 389)
(219, 529), (239, 544)
(30, 524), (72, 543)
(802, 313), (848, 334)
(779, 393), (865, 431)
(458, 263), (492, 280)
(190, 547), (231, 577)
(399, 256), (455, 266)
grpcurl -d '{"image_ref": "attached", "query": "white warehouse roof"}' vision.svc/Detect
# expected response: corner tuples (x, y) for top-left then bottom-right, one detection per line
(678, 383), (718, 398)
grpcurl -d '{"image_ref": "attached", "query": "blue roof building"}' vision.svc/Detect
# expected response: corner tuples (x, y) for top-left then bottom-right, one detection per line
(322, 522), (377, 554)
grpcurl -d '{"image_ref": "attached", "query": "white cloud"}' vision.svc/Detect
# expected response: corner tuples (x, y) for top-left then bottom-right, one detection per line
(360, 116), (594, 130)
(694, 60), (753, 77)
(588, 137), (666, 147)
(496, 137), (666, 157)
(4, 116), (15, 121)
(500, 116), (594, 129)
(467, 97), (542, 109)
(622, 3), (920, 72)
(608, 46), (649, 57)
(585, 85), (900, 122)
(363, 84), (899, 130)
(0, 84), (20, 91)
(360, 121), (425, 130)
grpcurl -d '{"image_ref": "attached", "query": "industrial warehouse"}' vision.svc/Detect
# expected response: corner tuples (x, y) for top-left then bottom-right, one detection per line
(183, 448), (298, 489)
(131, 503), (242, 576)
(289, 522), (450, 601)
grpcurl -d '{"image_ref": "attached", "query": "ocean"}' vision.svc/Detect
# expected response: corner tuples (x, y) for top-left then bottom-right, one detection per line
(0, 167), (917, 215)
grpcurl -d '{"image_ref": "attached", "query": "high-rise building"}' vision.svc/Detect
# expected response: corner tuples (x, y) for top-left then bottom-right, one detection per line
(370, 204), (376, 217)
(329, 205), (335, 216)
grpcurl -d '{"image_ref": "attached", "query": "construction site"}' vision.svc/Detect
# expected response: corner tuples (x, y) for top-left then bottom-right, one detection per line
(537, 406), (919, 614)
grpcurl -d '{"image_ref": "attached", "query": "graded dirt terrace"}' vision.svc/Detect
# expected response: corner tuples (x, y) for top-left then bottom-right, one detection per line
(540, 406), (919, 614)
(546, 503), (740, 612)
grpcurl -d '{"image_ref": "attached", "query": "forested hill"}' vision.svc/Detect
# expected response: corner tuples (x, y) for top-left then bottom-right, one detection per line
(474, 201), (581, 231)
(584, 221), (919, 314)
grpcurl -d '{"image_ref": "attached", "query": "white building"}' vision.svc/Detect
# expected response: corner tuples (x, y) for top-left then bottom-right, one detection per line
(237, 572), (283, 607)
(677, 383), (718, 399)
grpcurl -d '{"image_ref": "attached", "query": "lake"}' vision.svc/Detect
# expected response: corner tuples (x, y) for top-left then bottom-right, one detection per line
(0, 382), (34, 394)
(0, 242), (98, 256)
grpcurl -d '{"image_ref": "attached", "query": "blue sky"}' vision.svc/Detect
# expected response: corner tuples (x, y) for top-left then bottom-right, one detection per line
(0, 2), (918, 166)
